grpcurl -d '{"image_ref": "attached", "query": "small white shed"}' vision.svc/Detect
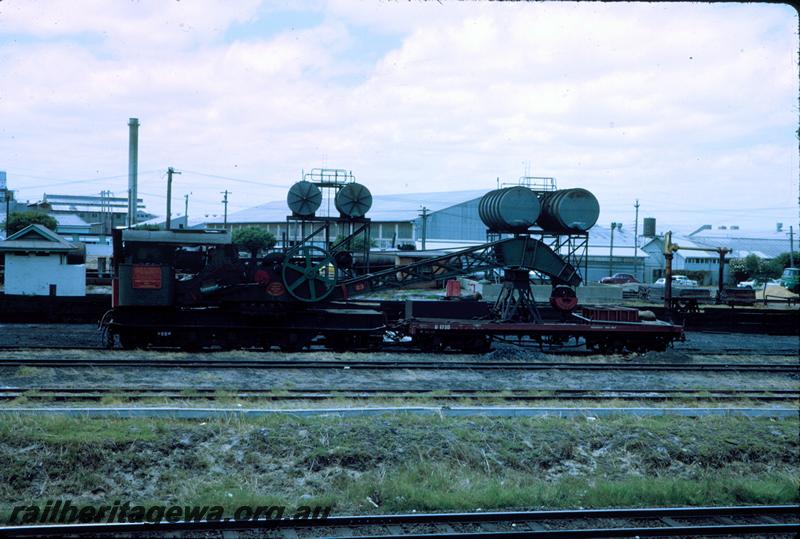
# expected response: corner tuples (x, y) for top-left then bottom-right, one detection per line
(0, 224), (86, 296)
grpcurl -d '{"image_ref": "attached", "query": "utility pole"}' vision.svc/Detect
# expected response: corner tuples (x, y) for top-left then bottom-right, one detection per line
(4, 187), (11, 237)
(663, 231), (674, 317)
(634, 200), (640, 281)
(419, 206), (429, 250)
(166, 167), (181, 230)
(790, 226), (795, 267)
(99, 190), (106, 239)
(609, 222), (619, 276)
(221, 190), (230, 228)
(184, 193), (190, 228)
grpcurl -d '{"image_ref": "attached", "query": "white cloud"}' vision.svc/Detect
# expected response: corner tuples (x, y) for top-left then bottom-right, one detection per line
(0, 1), (796, 229)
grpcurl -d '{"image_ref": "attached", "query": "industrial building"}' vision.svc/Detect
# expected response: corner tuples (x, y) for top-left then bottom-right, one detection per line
(205, 186), (797, 287)
(206, 189), (486, 250)
(27, 193), (153, 233)
(1, 178), (154, 275)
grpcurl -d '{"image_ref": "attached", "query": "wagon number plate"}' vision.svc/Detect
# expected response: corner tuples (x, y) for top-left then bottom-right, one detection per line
(132, 265), (162, 289)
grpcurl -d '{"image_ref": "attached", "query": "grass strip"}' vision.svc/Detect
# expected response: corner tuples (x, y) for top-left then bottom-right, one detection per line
(0, 414), (796, 522)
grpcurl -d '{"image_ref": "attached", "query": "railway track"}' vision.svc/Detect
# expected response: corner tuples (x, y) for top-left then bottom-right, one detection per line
(0, 343), (797, 357)
(2, 387), (799, 403)
(1, 357), (798, 372)
(1, 505), (797, 538)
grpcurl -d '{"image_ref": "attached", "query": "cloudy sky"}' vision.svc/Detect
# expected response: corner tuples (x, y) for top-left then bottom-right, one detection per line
(1, 1), (797, 231)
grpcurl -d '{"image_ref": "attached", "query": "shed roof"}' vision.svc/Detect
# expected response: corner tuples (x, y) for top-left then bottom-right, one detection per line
(212, 189), (488, 225)
(0, 224), (76, 253)
(55, 214), (93, 227)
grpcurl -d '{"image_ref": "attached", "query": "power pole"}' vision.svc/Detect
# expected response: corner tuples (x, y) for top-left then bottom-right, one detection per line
(609, 222), (619, 277)
(663, 231), (674, 317)
(3, 187), (10, 237)
(184, 193), (190, 228)
(221, 190), (230, 228)
(634, 199), (640, 281)
(99, 190), (106, 239)
(166, 167), (181, 230)
(790, 226), (795, 267)
(419, 206), (429, 250)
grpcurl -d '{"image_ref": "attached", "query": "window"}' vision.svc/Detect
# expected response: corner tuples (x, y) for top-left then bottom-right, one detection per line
(397, 222), (413, 238)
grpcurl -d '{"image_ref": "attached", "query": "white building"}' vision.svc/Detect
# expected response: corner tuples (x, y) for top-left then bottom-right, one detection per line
(0, 224), (85, 296)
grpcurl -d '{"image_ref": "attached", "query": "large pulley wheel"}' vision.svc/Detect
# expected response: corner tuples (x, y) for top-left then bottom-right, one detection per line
(282, 245), (337, 302)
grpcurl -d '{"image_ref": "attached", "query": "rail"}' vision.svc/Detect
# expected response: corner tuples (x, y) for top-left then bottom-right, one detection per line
(0, 357), (797, 372)
(1, 505), (796, 538)
(2, 387), (797, 403)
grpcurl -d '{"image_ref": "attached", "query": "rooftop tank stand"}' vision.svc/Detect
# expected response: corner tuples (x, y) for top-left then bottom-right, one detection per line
(478, 184), (589, 319)
(283, 169), (373, 300)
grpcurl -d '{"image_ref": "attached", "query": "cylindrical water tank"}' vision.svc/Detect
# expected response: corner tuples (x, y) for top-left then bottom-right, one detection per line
(335, 183), (372, 218)
(478, 186), (540, 232)
(643, 217), (656, 237)
(536, 188), (599, 232)
(287, 181), (322, 217)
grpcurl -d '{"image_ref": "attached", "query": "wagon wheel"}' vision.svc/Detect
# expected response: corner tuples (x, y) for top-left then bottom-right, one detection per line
(281, 245), (336, 302)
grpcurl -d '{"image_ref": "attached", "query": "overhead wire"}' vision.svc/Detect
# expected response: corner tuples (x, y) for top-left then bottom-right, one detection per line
(10, 170), (162, 190)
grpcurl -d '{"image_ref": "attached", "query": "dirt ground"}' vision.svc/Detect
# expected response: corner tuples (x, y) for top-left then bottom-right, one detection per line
(0, 326), (797, 393)
(3, 362), (798, 394)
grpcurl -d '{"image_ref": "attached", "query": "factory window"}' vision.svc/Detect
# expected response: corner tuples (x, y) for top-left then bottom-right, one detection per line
(397, 222), (413, 238)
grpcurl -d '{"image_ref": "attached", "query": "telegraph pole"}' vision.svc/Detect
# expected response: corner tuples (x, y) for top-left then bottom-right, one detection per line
(4, 187), (11, 237)
(790, 226), (795, 267)
(166, 167), (181, 230)
(609, 222), (619, 277)
(419, 206), (429, 250)
(634, 200), (640, 281)
(184, 193), (190, 228)
(221, 190), (230, 228)
(99, 190), (106, 239)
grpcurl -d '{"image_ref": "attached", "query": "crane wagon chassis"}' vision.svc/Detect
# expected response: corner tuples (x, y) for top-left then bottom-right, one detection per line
(105, 301), (684, 354)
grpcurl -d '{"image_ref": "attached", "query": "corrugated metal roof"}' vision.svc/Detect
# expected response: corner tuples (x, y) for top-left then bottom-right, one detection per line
(586, 225), (638, 247)
(689, 237), (791, 259)
(214, 189), (488, 224)
(54, 214), (92, 227)
(690, 227), (792, 240)
(585, 246), (649, 258)
(44, 204), (130, 213)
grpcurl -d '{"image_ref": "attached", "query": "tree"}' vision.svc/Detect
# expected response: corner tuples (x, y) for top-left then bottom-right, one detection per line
(770, 252), (794, 271)
(2, 211), (58, 235)
(729, 253), (791, 282)
(332, 234), (376, 252)
(730, 254), (763, 282)
(232, 226), (277, 260)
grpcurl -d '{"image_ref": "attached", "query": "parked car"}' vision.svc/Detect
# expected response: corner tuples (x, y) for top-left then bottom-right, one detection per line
(738, 278), (783, 289)
(780, 267), (800, 293)
(652, 275), (698, 288)
(599, 273), (639, 285)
